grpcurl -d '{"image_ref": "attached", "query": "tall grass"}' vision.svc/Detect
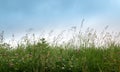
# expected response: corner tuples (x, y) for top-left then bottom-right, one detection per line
(0, 25), (120, 72)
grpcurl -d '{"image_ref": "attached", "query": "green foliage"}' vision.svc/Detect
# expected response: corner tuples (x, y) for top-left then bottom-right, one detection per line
(0, 27), (120, 72)
(0, 38), (119, 72)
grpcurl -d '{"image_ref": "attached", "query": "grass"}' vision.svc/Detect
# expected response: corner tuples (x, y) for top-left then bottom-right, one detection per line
(0, 26), (120, 72)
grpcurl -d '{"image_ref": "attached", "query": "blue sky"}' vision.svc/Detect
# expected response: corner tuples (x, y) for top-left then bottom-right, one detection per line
(0, 0), (120, 39)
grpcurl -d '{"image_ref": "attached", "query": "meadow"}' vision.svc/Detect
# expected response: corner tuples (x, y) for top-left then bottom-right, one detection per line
(0, 26), (120, 72)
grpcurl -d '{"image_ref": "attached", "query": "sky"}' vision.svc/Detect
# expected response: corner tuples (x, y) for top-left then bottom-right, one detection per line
(0, 0), (120, 40)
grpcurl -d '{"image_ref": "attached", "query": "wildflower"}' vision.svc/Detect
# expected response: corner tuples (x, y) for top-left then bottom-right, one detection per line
(62, 67), (65, 70)
(21, 57), (25, 62)
(15, 53), (18, 56)
(70, 65), (73, 68)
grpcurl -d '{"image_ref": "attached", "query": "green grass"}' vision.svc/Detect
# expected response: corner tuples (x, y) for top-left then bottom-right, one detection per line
(0, 26), (120, 72)
(0, 38), (119, 72)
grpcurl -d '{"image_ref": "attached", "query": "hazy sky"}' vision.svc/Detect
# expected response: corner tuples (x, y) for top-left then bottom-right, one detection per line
(0, 0), (120, 38)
